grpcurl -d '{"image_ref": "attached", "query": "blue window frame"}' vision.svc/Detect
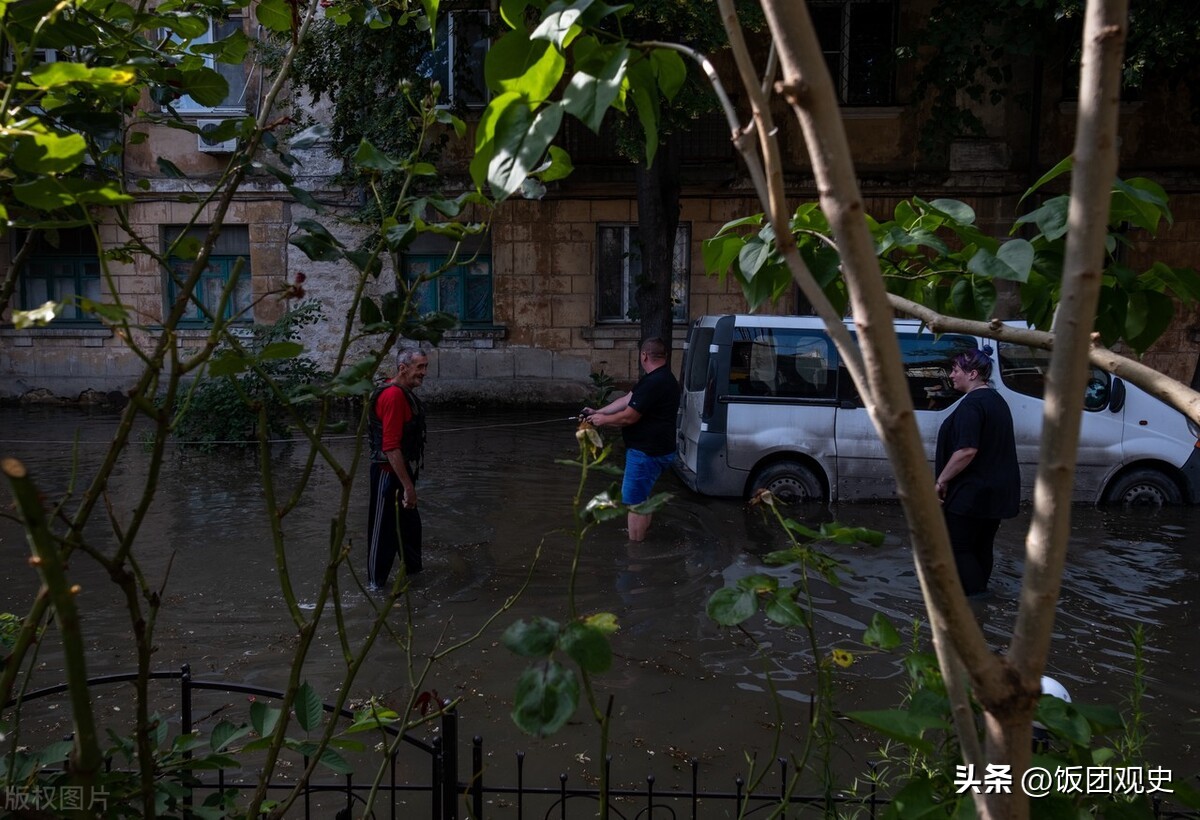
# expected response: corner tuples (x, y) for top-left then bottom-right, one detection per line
(16, 228), (102, 322)
(403, 254), (493, 324)
(164, 225), (252, 324)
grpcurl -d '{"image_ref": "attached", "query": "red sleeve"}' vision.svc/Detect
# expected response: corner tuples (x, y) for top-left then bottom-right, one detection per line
(376, 386), (413, 453)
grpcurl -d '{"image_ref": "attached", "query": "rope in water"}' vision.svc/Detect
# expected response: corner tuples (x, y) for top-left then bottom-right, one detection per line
(0, 415), (582, 447)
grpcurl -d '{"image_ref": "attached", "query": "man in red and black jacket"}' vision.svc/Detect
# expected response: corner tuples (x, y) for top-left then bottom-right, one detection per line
(367, 349), (428, 588)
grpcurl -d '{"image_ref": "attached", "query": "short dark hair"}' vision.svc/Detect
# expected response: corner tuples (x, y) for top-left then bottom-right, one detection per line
(952, 349), (993, 381)
(640, 337), (668, 360)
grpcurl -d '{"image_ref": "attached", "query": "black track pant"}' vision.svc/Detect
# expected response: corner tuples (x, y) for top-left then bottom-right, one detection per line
(367, 463), (422, 587)
(944, 510), (1001, 596)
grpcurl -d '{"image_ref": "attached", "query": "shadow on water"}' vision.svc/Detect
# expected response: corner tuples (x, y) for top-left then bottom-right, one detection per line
(1, 406), (1197, 781)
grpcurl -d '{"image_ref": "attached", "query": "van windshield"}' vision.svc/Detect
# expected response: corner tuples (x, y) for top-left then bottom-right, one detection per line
(728, 328), (836, 399)
(997, 342), (1111, 411)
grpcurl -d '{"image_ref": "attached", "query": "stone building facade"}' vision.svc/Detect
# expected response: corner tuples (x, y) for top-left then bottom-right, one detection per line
(3, 1), (1199, 404)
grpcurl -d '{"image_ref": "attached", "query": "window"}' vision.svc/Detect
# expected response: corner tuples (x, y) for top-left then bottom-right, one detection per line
(839, 333), (978, 410)
(164, 226), (252, 323)
(998, 342), (1112, 412)
(403, 254), (493, 324)
(809, 0), (896, 105)
(597, 223), (690, 324)
(172, 17), (248, 112)
(416, 11), (489, 107)
(728, 328), (837, 400)
(16, 228), (102, 322)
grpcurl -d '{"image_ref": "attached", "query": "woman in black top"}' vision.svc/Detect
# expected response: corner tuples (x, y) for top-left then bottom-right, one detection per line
(934, 349), (1020, 596)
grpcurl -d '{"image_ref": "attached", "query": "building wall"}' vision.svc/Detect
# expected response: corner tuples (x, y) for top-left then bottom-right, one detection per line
(4, 0), (1200, 405)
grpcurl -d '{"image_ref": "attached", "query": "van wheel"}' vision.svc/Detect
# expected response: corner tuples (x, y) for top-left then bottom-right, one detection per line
(751, 462), (824, 504)
(1103, 469), (1182, 507)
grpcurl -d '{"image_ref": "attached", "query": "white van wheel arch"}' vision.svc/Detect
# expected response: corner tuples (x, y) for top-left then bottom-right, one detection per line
(750, 462), (824, 504)
(1103, 468), (1182, 507)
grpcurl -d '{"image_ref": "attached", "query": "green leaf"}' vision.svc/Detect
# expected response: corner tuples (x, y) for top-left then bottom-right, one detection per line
(702, 234), (745, 278)
(485, 28), (566, 103)
(706, 587), (756, 626)
(12, 178), (134, 209)
(862, 613), (902, 650)
(530, 0), (590, 47)
(628, 491), (670, 515)
(256, 0), (294, 32)
(78, 299), (130, 323)
(29, 62), (136, 88)
(764, 591), (808, 627)
(178, 67), (230, 108)
(157, 156), (188, 179)
(559, 621), (612, 673)
(534, 145), (574, 182)
(37, 740), (74, 765)
(12, 132), (87, 174)
(1020, 155), (1073, 203)
(737, 236), (776, 278)
(487, 100), (565, 200)
(354, 138), (402, 172)
(967, 239), (1033, 282)
(924, 198), (976, 225)
(650, 47), (686, 100)
(1015, 195), (1069, 241)
(209, 350), (249, 377)
(249, 702), (281, 738)
(360, 297), (382, 327)
(950, 276), (996, 319)
(511, 661), (579, 736)
(503, 616), (561, 657)
(500, 0), (530, 28)
(259, 341), (303, 361)
(316, 747), (353, 775)
(210, 721), (252, 752)
(1035, 696), (1091, 746)
(843, 709), (948, 752)
(291, 681), (321, 734)
(1124, 289), (1175, 353)
(290, 231), (343, 263)
(561, 46), (630, 133)
(582, 612), (619, 635)
(627, 59), (659, 166)
(290, 124), (330, 150)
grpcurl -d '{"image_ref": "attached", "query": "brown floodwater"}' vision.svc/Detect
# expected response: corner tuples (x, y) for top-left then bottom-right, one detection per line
(1, 405), (1197, 800)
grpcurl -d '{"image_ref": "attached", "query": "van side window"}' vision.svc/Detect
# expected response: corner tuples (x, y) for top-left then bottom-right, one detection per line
(998, 341), (1111, 411)
(728, 329), (835, 400)
(902, 334), (978, 410)
(838, 333), (976, 410)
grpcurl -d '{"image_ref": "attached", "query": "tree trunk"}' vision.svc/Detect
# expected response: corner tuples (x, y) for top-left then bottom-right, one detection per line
(634, 136), (683, 356)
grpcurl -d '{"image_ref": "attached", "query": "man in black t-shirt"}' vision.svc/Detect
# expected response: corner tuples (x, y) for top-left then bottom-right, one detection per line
(583, 337), (681, 541)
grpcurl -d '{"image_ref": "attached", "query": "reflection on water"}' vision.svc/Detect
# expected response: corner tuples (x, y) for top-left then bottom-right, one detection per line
(1, 407), (1198, 779)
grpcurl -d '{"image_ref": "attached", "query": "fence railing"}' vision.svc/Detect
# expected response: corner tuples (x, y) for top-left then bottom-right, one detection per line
(4, 666), (1193, 819)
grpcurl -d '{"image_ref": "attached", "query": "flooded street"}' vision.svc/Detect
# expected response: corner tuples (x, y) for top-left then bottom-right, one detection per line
(1, 405), (1198, 791)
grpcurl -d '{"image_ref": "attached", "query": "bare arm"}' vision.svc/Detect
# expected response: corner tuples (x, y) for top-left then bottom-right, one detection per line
(936, 447), (978, 500)
(583, 391), (632, 417)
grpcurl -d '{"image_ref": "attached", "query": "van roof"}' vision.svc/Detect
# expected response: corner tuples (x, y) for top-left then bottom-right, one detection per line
(694, 314), (975, 334)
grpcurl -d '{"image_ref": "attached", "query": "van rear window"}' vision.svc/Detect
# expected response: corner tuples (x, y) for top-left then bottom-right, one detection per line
(685, 327), (714, 392)
(728, 328), (836, 400)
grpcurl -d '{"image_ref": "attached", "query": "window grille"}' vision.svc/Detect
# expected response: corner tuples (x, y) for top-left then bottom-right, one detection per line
(596, 223), (689, 324)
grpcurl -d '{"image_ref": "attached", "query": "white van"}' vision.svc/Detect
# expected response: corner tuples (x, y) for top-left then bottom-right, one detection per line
(674, 315), (1200, 506)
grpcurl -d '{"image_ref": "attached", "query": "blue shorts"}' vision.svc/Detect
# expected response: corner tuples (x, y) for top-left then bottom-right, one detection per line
(622, 449), (676, 505)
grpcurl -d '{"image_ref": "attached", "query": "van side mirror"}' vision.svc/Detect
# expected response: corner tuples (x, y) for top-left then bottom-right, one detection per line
(1109, 378), (1126, 413)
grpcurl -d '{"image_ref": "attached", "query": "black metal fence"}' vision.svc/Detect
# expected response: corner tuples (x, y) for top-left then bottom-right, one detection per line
(4, 667), (1193, 819)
